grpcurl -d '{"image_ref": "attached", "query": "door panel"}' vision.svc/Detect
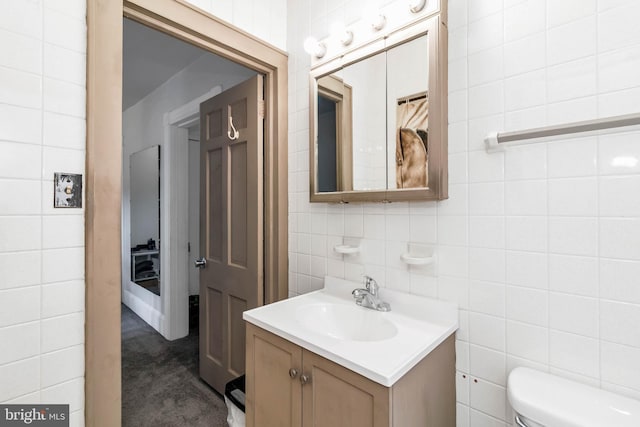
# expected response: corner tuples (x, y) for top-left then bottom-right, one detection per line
(207, 148), (223, 262)
(207, 107), (224, 138)
(206, 287), (223, 363)
(230, 98), (247, 129)
(312, 368), (374, 427)
(199, 75), (264, 394)
(246, 324), (303, 427)
(302, 350), (390, 427)
(230, 142), (248, 267)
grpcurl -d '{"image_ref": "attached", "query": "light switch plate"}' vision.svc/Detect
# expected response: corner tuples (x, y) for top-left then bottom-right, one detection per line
(53, 173), (83, 208)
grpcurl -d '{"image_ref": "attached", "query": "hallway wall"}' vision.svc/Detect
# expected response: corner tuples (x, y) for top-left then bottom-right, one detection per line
(0, 0), (285, 423)
(286, 0), (640, 425)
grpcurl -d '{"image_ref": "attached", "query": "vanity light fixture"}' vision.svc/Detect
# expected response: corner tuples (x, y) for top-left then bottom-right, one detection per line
(368, 11), (387, 31)
(341, 29), (354, 45)
(303, 36), (326, 58)
(409, 0), (427, 13)
(330, 22), (354, 46)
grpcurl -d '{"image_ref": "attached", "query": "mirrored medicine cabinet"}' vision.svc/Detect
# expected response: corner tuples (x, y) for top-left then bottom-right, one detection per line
(309, 14), (448, 203)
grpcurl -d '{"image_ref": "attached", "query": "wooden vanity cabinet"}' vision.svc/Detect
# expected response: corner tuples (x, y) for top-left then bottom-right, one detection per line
(245, 323), (455, 427)
(246, 323), (302, 427)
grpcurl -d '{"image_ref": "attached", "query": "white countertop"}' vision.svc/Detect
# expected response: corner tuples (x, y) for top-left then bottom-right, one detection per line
(243, 276), (458, 387)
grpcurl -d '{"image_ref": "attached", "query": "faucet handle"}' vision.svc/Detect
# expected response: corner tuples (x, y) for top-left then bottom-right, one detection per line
(364, 275), (378, 295)
(352, 288), (365, 299)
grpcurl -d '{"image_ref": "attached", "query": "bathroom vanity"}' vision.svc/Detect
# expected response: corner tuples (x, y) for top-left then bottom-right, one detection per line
(243, 277), (458, 426)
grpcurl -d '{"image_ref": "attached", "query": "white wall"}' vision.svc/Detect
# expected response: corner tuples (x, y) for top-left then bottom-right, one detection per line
(288, 0), (640, 426)
(0, 0), (285, 418)
(122, 53), (256, 334)
(0, 0), (86, 423)
(187, 126), (201, 296)
(185, 0), (286, 51)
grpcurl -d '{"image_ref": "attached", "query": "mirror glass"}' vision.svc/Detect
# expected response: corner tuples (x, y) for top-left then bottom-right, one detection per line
(344, 51), (387, 191)
(129, 145), (161, 295)
(314, 35), (429, 194)
(387, 35), (430, 190)
(310, 15), (448, 203)
(316, 71), (348, 192)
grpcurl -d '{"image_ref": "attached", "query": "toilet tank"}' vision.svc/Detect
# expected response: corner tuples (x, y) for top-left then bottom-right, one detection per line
(507, 367), (640, 427)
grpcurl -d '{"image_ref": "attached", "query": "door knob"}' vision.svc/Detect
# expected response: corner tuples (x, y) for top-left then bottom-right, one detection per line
(194, 257), (207, 268)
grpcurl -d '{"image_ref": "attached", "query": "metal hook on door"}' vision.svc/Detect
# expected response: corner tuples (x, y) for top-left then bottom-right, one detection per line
(227, 105), (239, 140)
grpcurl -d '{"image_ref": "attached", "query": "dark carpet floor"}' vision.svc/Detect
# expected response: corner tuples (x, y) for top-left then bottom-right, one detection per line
(121, 304), (228, 426)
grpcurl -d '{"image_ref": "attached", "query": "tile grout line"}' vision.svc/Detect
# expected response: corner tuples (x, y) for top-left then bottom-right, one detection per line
(543, 0), (551, 377)
(500, 3), (508, 415)
(594, 0), (603, 389)
(39, 0), (46, 399)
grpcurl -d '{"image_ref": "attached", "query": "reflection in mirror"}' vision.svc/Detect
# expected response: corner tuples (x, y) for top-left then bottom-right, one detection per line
(316, 72), (353, 192)
(313, 35), (430, 194)
(317, 95), (338, 191)
(129, 145), (161, 295)
(343, 52), (387, 191)
(387, 35), (429, 189)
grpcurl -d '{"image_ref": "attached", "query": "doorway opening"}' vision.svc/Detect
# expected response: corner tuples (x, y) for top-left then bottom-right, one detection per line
(86, 1), (288, 423)
(122, 17), (257, 339)
(121, 16), (262, 422)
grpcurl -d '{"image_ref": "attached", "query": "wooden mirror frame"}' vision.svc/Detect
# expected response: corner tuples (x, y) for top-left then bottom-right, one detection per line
(316, 74), (353, 191)
(309, 13), (448, 203)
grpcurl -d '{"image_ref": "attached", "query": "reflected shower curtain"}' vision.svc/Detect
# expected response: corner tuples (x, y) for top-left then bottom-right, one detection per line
(395, 93), (428, 188)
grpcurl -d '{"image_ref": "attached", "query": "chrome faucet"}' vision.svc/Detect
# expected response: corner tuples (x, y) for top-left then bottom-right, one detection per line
(352, 276), (391, 312)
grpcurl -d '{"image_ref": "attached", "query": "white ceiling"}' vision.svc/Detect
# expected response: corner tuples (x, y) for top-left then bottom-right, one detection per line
(122, 18), (208, 110)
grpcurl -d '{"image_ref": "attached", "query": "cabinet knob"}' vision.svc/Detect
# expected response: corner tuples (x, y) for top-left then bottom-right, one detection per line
(300, 374), (310, 385)
(289, 368), (298, 379)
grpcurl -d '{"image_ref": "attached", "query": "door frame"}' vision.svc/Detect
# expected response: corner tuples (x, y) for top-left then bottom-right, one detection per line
(86, 0), (288, 424)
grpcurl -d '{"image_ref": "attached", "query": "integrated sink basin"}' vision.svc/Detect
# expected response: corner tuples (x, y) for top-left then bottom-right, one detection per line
(296, 303), (398, 342)
(243, 276), (458, 386)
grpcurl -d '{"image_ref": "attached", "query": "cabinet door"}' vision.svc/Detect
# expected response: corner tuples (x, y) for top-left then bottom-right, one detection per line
(302, 349), (390, 427)
(246, 324), (302, 427)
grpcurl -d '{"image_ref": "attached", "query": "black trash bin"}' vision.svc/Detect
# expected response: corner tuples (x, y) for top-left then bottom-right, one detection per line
(224, 375), (245, 427)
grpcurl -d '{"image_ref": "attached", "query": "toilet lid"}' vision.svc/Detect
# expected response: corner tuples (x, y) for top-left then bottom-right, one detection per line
(508, 368), (640, 427)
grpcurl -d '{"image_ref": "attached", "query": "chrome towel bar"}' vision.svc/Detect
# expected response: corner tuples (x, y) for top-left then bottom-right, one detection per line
(485, 112), (640, 152)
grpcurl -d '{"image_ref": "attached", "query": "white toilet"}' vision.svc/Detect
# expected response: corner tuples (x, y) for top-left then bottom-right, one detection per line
(507, 367), (640, 427)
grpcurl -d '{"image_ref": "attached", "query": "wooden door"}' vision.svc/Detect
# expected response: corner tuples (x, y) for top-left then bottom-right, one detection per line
(245, 324), (303, 427)
(302, 350), (390, 427)
(199, 75), (264, 394)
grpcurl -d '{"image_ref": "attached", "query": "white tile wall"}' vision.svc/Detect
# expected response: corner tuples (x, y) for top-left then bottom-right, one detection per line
(287, 0), (640, 425)
(0, 1), (87, 421)
(185, 0), (286, 50)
